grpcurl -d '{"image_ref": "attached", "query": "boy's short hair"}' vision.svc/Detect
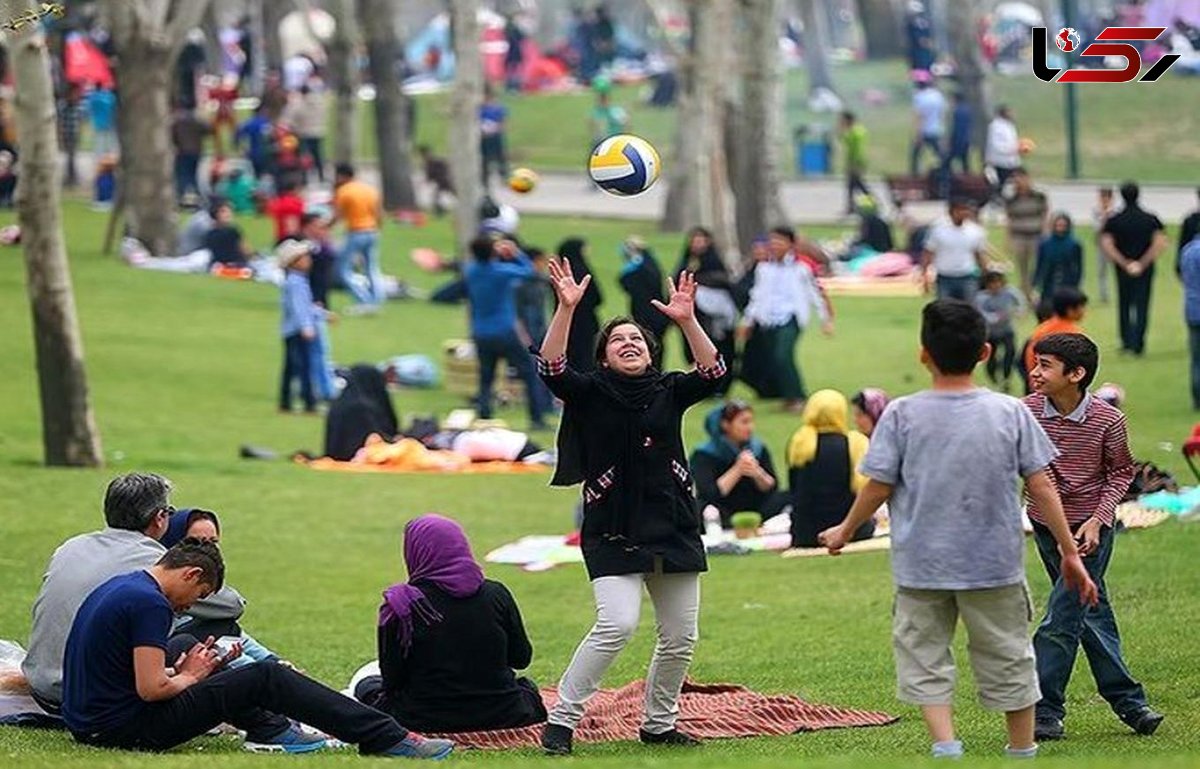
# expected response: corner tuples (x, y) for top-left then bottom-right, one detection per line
(921, 299), (987, 375)
(982, 270), (1006, 286)
(1051, 287), (1088, 316)
(1033, 333), (1098, 391)
(1119, 181), (1139, 205)
(335, 163), (355, 179)
(769, 225), (795, 242)
(158, 538), (225, 591)
(1035, 297), (1054, 322)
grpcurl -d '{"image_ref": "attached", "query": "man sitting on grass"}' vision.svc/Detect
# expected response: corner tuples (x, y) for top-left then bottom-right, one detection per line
(1024, 333), (1164, 741)
(61, 539), (454, 759)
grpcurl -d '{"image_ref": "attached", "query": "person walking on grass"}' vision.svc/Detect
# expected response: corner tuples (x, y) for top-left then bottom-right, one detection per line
(480, 84), (509, 189)
(537, 262), (727, 756)
(838, 111), (870, 215)
(1023, 333), (1163, 742)
(279, 240), (320, 414)
(921, 199), (989, 301)
(61, 539), (453, 759)
(1004, 168), (1050, 300)
(820, 299), (1098, 761)
(1100, 182), (1168, 356)
(332, 163), (385, 311)
(1180, 232), (1200, 410)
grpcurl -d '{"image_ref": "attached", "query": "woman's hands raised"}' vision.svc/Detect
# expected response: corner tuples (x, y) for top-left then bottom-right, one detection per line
(548, 257), (592, 309)
(651, 271), (698, 325)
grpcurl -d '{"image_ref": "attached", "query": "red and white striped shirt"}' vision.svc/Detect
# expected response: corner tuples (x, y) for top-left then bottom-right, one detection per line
(1022, 392), (1136, 528)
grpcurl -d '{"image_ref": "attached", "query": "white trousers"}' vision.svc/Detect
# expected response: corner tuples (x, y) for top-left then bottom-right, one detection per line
(548, 571), (700, 734)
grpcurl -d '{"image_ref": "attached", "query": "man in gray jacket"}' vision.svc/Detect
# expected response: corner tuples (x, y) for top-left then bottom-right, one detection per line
(23, 473), (171, 710)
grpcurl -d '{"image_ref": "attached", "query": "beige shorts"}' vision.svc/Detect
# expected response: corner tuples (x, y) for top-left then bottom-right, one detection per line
(892, 583), (1039, 711)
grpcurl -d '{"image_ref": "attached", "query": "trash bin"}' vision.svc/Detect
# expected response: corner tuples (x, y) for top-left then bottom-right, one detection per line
(794, 125), (832, 176)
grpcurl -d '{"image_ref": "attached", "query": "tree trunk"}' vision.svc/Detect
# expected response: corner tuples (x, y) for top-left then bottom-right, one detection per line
(247, 0), (266, 93)
(359, 0), (416, 210)
(107, 0), (213, 257)
(946, 0), (991, 159)
(798, 0), (836, 94)
(327, 0), (359, 166)
(660, 0), (738, 266)
(854, 0), (905, 59)
(449, 0), (482, 255)
(731, 0), (784, 256)
(11, 2), (104, 468)
(263, 0), (294, 73)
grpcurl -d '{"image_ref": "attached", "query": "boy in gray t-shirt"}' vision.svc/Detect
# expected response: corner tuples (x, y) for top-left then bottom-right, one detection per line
(820, 300), (1098, 761)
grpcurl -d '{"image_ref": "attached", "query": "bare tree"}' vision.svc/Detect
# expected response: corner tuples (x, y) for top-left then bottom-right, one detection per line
(946, 0), (992, 161)
(263, 0), (296, 73)
(658, 0), (739, 266)
(358, 0), (417, 210)
(326, 0), (359, 166)
(797, 0), (836, 94)
(106, 0), (212, 257)
(449, 0), (483, 255)
(855, 0), (905, 59)
(729, 0), (784, 254)
(10, 1), (104, 467)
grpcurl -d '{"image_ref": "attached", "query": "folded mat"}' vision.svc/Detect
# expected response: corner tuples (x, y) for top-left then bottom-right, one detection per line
(308, 437), (547, 475)
(426, 680), (897, 749)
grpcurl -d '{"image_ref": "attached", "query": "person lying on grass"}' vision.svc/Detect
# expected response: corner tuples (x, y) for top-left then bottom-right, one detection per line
(536, 261), (727, 755)
(60, 538), (454, 759)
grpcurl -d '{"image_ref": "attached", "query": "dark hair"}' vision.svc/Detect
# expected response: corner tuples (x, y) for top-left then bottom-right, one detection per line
(719, 399), (753, 422)
(948, 197), (974, 212)
(1051, 287), (1088, 317)
(769, 225), (796, 242)
(300, 212), (323, 228)
(594, 316), (661, 366)
(470, 236), (496, 262)
(982, 270), (1006, 286)
(1035, 298), (1054, 322)
(104, 473), (172, 531)
(184, 509), (221, 538)
(687, 226), (713, 241)
(920, 300), (987, 375)
(335, 162), (355, 178)
(158, 538), (225, 591)
(1119, 181), (1139, 205)
(209, 199), (231, 218)
(278, 179), (298, 195)
(1033, 333), (1098, 391)
(840, 110), (856, 122)
(1098, 185), (1113, 196)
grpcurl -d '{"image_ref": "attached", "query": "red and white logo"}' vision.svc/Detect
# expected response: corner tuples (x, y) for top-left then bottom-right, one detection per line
(1033, 26), (1181, 83)
(1055, 27), (1080, 52)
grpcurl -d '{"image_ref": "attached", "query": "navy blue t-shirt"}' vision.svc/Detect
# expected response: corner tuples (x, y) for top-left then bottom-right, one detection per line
(62, 571), (173, 736)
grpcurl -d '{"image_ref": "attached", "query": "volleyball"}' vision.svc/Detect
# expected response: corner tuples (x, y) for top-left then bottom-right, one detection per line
(1019, 137), (1036, 155)
(587, 134), (662, 197)
(508, 167), (538, 194)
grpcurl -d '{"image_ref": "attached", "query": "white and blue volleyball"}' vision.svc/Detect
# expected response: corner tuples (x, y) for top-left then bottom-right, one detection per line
(587, 134), (662, 196)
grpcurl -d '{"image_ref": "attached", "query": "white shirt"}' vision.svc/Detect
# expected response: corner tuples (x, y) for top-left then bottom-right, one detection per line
(985, 117), (1019, 170)
(913, 88), (946, 137)
(925, 219), (986, 277)
(743, 258), (829, 329)
(283, 55), (315, 91)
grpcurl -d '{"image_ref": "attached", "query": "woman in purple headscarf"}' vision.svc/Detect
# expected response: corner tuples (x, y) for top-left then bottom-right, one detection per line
(353, 514), (547, 733)
(850, 388), (891, 438)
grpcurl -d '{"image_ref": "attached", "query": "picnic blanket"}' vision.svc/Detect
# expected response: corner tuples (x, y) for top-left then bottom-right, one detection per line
(424, 680), (897, 749)
(308, 437), (548, 475)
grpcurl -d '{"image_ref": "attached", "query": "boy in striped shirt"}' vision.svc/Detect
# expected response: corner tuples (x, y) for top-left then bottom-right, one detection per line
(1025, 333), (1163, 741)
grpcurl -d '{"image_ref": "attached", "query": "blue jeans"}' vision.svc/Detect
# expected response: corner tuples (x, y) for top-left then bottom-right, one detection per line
(281, 334), (315, 411)
(309, 314), (336, 401)
(475, 333), (545, 425)
(910, 133), (944, 175)
(936, 274), (977, 302)
(1190, 324), (1200, 409)
(1032, 522), (1148, 722)
(339, 230), (384, 305)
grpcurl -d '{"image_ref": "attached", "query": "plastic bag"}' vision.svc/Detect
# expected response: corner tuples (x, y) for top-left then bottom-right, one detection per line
(0, 640), (29, 694)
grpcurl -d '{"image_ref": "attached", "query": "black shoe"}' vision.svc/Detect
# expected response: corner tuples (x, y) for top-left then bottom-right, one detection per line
(540, 724), (573, 755)
(639, 728), (701, 746)
(1034, 716), (1065, 741)
(1121, 708), (1164, 736)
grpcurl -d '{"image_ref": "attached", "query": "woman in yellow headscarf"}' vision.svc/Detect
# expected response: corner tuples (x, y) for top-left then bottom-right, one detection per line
(785, 389), (876, 547)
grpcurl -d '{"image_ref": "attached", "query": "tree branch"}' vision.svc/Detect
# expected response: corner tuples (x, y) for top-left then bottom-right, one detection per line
(165, 0), (213, 51)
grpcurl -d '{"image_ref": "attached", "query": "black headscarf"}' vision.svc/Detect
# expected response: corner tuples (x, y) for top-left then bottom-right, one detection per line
(676, 228), (729, 286)
(324, 365), (400, 460)
(556, 238), (603, 372)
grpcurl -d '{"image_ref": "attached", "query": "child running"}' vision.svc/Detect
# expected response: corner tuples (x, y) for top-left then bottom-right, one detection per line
(820, 299), (1098, 760)
(536, 260), (727, 755)
(1024, 333), (1163, 741)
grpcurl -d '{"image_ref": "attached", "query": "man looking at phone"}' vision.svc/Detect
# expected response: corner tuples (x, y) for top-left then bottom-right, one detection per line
(61, 539), (454, 759)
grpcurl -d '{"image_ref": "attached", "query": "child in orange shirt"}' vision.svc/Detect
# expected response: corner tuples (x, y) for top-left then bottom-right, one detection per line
(1024, 287), (1087, 388)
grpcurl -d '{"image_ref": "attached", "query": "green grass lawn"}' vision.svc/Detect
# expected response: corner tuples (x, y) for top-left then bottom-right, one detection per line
(369, 59), (1200, 183)
(0, 204), (1197, 768)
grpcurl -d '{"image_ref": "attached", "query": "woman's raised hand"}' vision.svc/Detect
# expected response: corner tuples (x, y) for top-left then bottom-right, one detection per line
(651, 271), (698, 324)
(548, 257), (592, 309)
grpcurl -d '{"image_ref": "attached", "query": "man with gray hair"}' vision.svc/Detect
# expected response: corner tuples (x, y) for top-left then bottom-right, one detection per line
(23, 473), (174, 711)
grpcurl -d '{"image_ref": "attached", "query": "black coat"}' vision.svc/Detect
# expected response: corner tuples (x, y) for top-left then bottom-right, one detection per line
(372, 580), (545, 733)
(542, 362), (722, 579)
(789, 433), (874, 548)
(323, 366), (399, 460)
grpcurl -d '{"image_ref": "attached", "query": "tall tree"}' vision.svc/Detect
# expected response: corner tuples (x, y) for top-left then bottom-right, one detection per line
(326, 0), (359, 166)
(449, 0), (483, 255)
(263, 0), (295, 73)
(11, 0), (104, 467)
(946, 0), (992, 161)
(106, 0), (212, 257)
(729, 0), (784, 255)
(358, 0), (416, 210)
(797, 0), (836, 94)
(659, 0), (739, 267)
(855, 0), (905, 59)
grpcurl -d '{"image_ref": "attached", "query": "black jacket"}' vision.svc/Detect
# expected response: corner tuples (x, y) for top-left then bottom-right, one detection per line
(542, 361), (722, 578)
